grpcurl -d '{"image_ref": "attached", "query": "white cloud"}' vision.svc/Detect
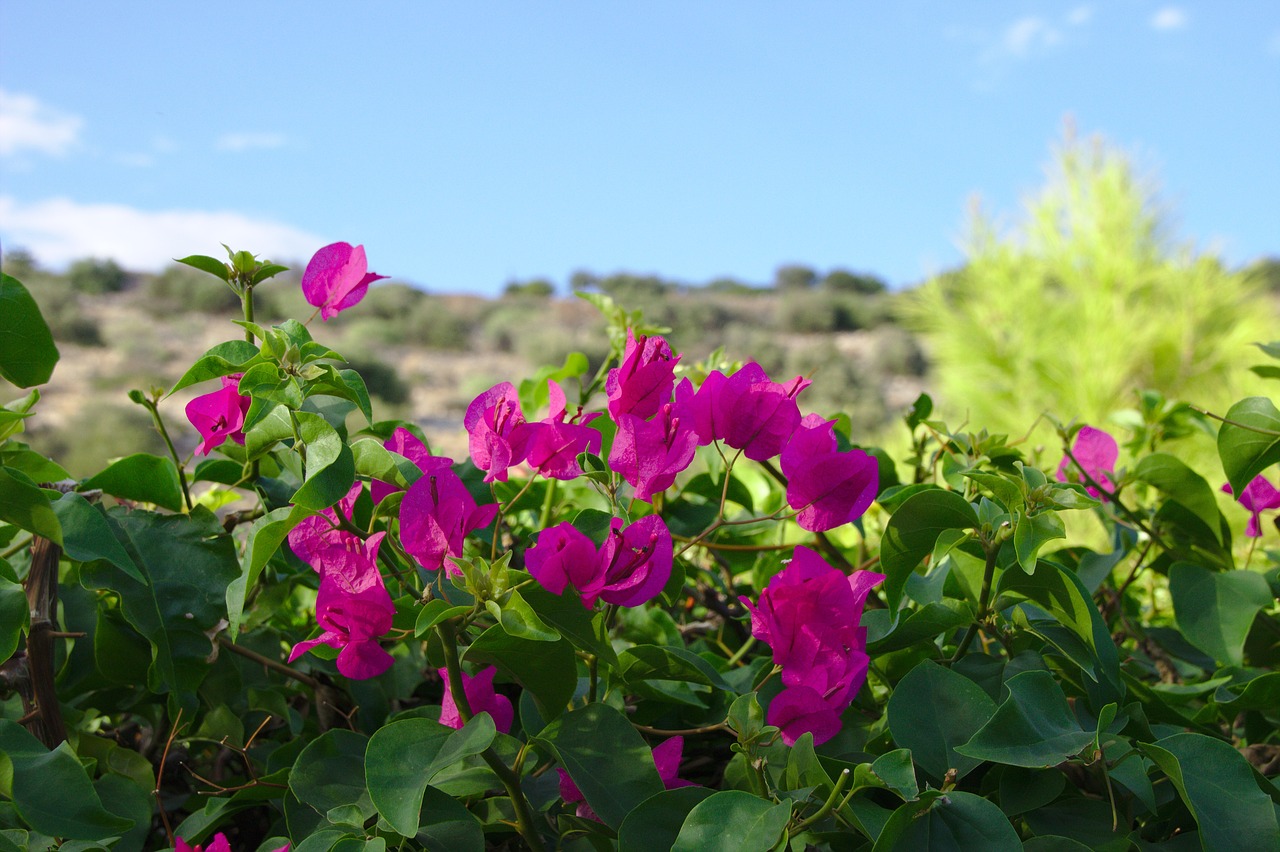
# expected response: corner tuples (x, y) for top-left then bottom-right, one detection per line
(1001, 17), (1062, 58)
(1067, 6), (1092, 26)
(0, 196), (324, 271)
(1151, 7), (1187, 31)
(0, 89), (83, 157)
(216, 132), (287, 152)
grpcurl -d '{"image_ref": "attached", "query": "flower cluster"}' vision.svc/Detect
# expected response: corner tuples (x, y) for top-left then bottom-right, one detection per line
(526, 515), (673, 608)
(741, 547), (884, 745)
(286, 483), (396, 679)
(465, 381), (602, 483)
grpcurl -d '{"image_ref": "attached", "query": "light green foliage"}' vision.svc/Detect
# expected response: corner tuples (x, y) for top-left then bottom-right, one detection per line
(907, 135), (1273, 437)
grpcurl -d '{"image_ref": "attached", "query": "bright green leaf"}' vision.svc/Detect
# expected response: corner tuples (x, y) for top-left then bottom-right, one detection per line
(880, 488), (978, 612)
(1217, 397), (1280, 496)
(81, 453), (185, 512)
(0, 274), (59, 388)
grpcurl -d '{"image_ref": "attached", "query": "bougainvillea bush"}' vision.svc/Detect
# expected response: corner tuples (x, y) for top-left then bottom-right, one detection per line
(3, 243), (1280, 851)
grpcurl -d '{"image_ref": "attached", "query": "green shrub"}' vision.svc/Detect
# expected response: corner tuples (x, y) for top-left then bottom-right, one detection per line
(67, 257), (129, 294)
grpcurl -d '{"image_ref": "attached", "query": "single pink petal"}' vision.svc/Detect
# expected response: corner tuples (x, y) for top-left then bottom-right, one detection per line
(768, 685), (844, 746)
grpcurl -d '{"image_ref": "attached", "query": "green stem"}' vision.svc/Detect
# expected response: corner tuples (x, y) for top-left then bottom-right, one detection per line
(1, 535), (32, 560)
(242, 283), (255, 342)
(950, 541), (999, 663)
(587, 654), (599, 704)
(438, 621), (545, 852)
(140, 398), (193, 512)
(1061, 444), (1167, 550)
(538, 478), (558, 529)
(792, 768), (852, 832)
(1189, 404), (1280, 437)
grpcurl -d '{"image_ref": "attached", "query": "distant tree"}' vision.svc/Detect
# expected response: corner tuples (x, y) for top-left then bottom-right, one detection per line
(569, 270), (599, 292)
(1244, 257), (1280, 293)
(143, 264), (240, 315)
(597, 273), (671, 302)
(773, 264), (817, 291)
(68, 257), (128, 294)
(821, 269), (887, 295)
(704, 277), (763, 295)
(2, 248), (37, 279)
(504, 278), (556, 298)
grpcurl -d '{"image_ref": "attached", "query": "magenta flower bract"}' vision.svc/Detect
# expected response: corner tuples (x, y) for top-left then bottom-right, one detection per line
(370, 427), (452, 505)
(465, 382), (533, 483)
(301, 242), (388, 321)
(177, 833), (288, 852)
(525, 522), (601, 600)
(438, 665), (513, 734)
(400, 468), (499, 576)
(287, 482), (363, 569)
(185, 374), (250, 456)
(288, 532), (395, 680)
(691, 363), (810, 461)
(608, 387), (699, 502)
(780, 414), (879, 531)
(583, 515), (674, 608)
(740, 546), (883, 746)
(526, 382), (602, 481)
(1056, 425), (1118, 500)
(605, 330), (679, 421)
(1223, 475), (1280, 537)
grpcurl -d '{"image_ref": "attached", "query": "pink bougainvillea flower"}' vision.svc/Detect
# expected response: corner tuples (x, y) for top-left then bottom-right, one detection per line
(608, 386), (699, 502)
(780, 414), (879, 531)
(400, 468), (499, 576)
(287, 482), (364, 569)
(438, 665), (513, 734)
(465, 382), (533, 483)
(559, 735), (693, 820)
(301, 241), (388, 321)
(580, 515), (674, 608)
(605, 330), (679, 421)
(525, 522), (601, 599)
(691, 363), (810, 461)
(1223, 475), (1280, 537)
(185, 374), (251, 456)
(288, 532), (395, 680)
(767, 685), (846, 746)
(525, 381), (602, 481)
(177, 834), (288, 852)
(1056, 425), (1119, 500)
(370, 427), (452, 505)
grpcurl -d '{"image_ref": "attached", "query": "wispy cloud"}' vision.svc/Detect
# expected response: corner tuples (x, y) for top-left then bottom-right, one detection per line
(0, 89), (83, 157)
(0, 195), (323, 270)
(216, 132), (287, 153)
(1067, 6), (1092, 27)
(1001, 17), (1062, 58)
(1151, 7), (1188, 32)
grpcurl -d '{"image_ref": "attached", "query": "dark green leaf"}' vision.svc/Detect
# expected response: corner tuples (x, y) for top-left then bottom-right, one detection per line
(52, 491), (143, 583)
(1169, 562), (1272, 667)
(1143, 732), (1280, 852)
(289, 729), (375, 824)
(886, 661), (996, 781)
(465, 625), (576, 720)
(867, 600), (974, 654)
(227, 504), (311, 636)
(872, 790), (1021, 852)
(670, 791), (790, 851)
(414, 599), (472, 637)
(365, 718), (454, 836)
(535, 703), (664, 829)
(81, 453), (185, 512)
(0, 720), (133, 838)
(0, 465), (61, 543)
(0, 273), (59, 388)
(617, 644), (734, 692)
(175, 254), (231, 281)
(1134, 453), (1225, 545)
(0, 575), (27, 661)
(880, 488), (978, 612)
(414, 785), (485, 849)
(618, 787), (716, 852)
(292, 411), (356, 511)
(520, 581), (619, 667)
(1217, 397), (1280, 496)
(1013, 510), (1065, 575)
(956, 670), (1094, 767)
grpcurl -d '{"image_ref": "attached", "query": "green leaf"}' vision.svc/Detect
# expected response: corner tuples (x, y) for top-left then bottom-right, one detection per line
(886, 660), (996, 782)
(79, 509), (239, 707)
(1, 443), (69, 482)
(52, 491), (143, 583)
(226, 504), (312, 637)
(414, 599), (472, 637)
(880, 488), (978, 612)
(486, 588), (560, 642)
(1013, 510), (1065, 574)
(867, 600), (974, 654)
(0, 465), (61, 543)
(1134, 453), (1226, 545)
(367, 717), (492, 837)
(292, 411), (357, 511)
(81, 453), (185, 512)
(670, 791), (791, 852)
(872, 790), (1021, 852)
(519, 581), (620, 667)
(465, 625), (576, 720)
(0, 574), (28, 661)
(414, 785), (485, 849)
(239, 361), (304, 409)
(306, 366), (374, 425)
(289, 729), (375, 825)
(251, 262), (290, 286)
(1169, 562), (1272, 667)
(618, 787), (716, 852)
(168, 340), (262, 394)
(1142, 732), (1280, 852)
(1217, 397), (1280, 496)
(175, 253), (230, 281)
(535, 703), (664, 829)
(0, 274), (59, 388)
(617, 644), (734, 692)
(956, 670), (1094, 767)
(351, 439), (421, 491)
(0, 720), (133, 839)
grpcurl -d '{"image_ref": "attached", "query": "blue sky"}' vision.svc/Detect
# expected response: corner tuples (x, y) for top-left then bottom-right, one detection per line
(1, 2), (1277, 295)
